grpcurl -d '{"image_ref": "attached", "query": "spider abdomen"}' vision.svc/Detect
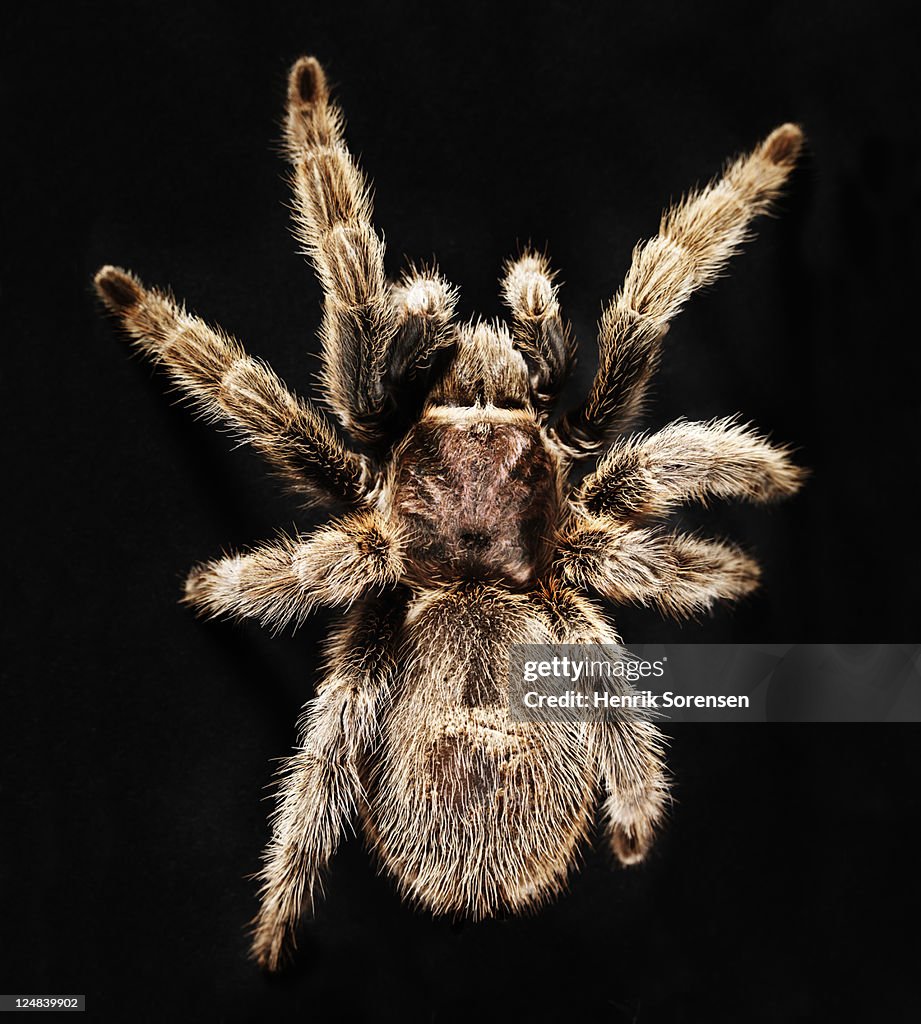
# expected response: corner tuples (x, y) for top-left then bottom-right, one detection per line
(367, 714), (594, 918)
(388, 409), (561, 588)
(364, 586), (594, 917)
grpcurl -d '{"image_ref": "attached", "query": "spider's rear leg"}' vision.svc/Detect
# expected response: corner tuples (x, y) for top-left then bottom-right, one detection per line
(251, 595), (403, 971)
(597, 727), (670, 866)
(94, 266), (366, 505)
(501, 250), (575, 413)
(533, 581), (669, 865)
(554, 123), (804, 457)
(284, 57), (397, 445)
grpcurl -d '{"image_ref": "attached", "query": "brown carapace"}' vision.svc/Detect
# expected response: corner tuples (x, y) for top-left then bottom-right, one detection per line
(95, 56), (805, 970)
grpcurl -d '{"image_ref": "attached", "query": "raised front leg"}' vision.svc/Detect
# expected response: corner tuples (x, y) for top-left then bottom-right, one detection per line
(284, 57), (397, 444)
(554, 123), (803, 456)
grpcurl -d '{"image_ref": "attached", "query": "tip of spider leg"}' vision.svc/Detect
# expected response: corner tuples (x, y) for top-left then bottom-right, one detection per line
(762, 123), (804, 167)
(611, 827), (652, 867)
(94, 265), (143, 312)
(288, 56), (327, 105)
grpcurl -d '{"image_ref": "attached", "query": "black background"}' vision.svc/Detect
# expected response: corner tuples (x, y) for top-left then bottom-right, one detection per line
(3, 1), (919, 1020)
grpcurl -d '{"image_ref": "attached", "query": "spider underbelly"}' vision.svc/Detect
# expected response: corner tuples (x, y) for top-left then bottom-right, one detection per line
(388, 410), (560, 588)
(361, 584), (595, 918)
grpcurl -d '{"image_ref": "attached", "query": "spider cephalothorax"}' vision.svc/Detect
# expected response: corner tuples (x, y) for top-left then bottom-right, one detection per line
(95, 56), (805, 970)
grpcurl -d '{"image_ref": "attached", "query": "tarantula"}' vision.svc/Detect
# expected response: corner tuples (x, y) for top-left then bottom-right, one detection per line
(95, 56), (804, 970)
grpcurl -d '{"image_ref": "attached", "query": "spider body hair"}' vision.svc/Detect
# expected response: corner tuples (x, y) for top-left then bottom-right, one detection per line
(95, 56), (804, 971)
